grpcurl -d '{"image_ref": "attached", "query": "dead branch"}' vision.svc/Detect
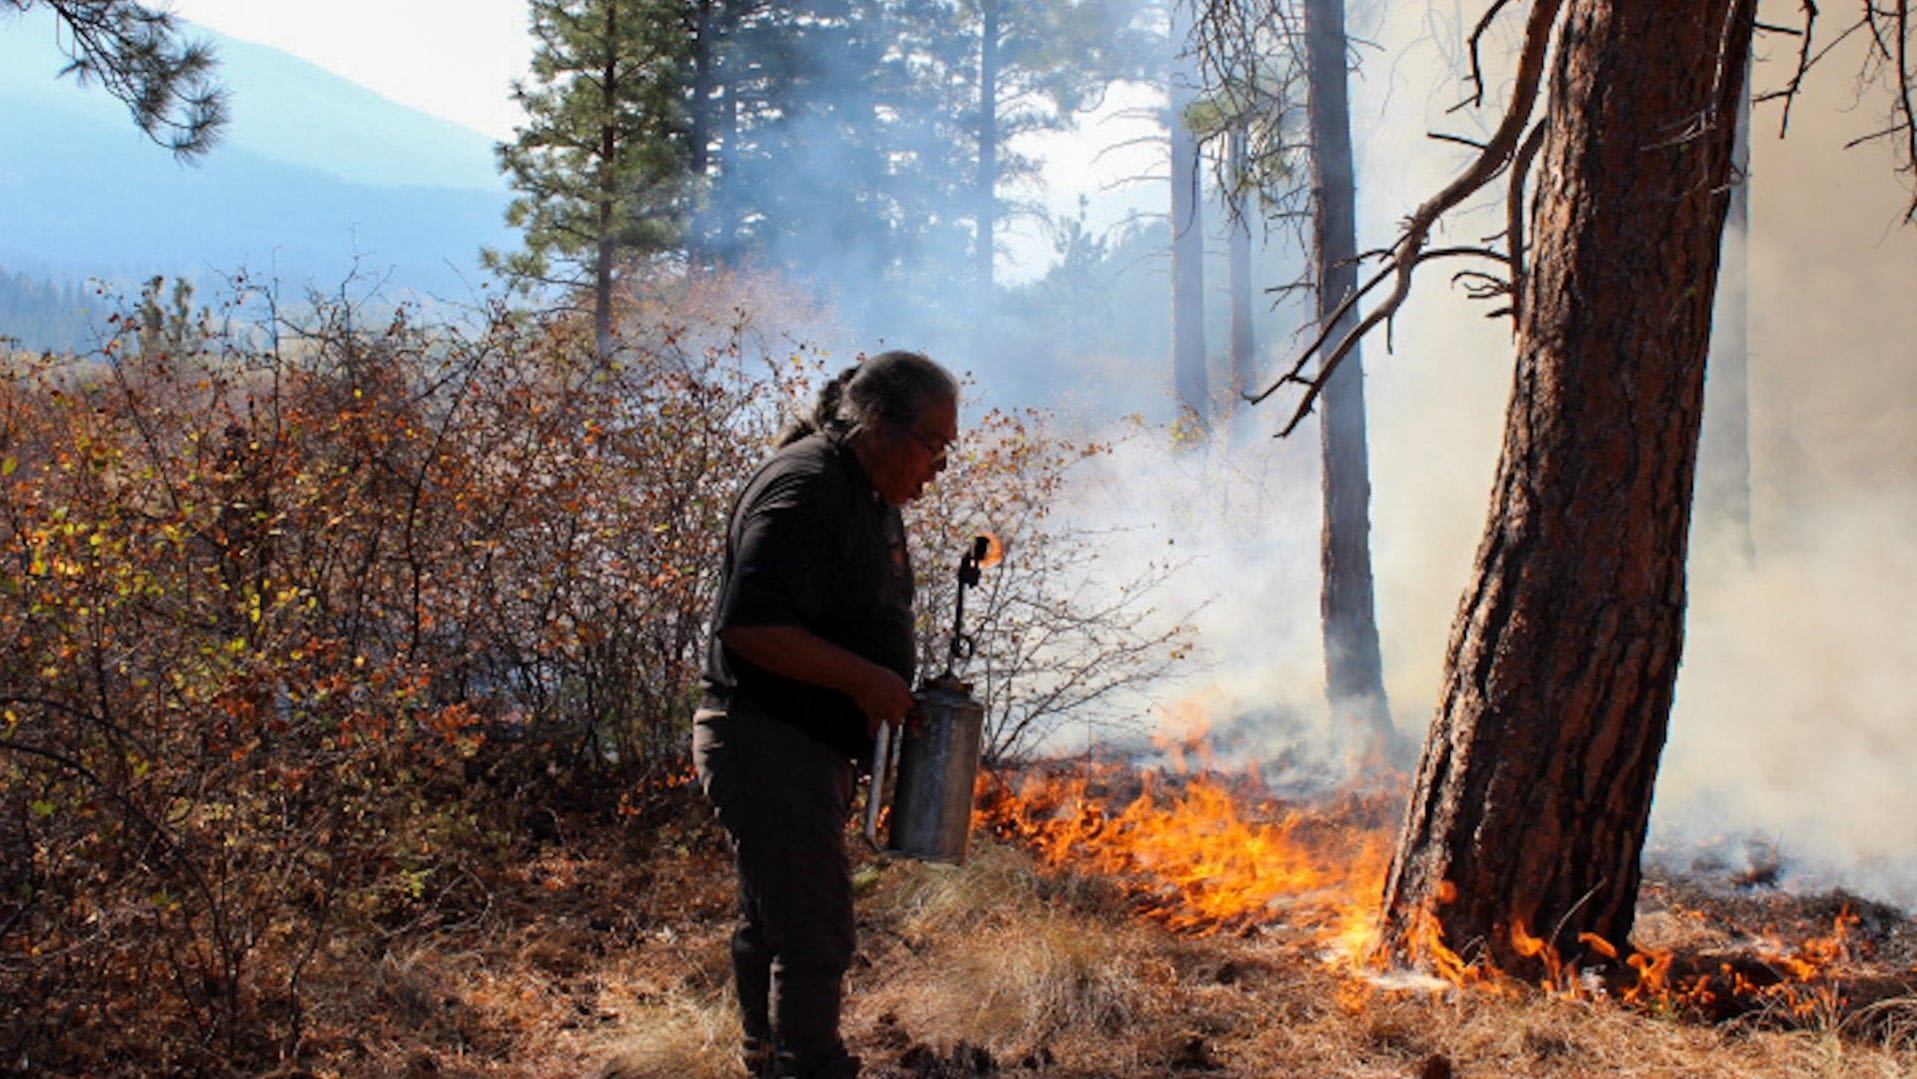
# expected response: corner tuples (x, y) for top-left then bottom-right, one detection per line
(1873, 0), (1916, 218)
(1430, 130), (1492, 151)
(1187, 0), (1314, 248)
(1765, 5), (1872, 139)
(1506, 118), (1550, 323)
(1247, 0), (1565, 437)
(1460, 0), (1522, 111)
(1761, 2), (1916, 220)
(1449, 267), (1514, 314)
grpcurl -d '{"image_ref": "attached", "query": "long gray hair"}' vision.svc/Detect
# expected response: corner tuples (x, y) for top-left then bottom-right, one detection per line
(779, 350), (958, 447)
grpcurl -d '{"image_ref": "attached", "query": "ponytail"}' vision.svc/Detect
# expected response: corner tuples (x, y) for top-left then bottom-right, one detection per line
(777, 351), (956, 448)
(777, 367), (855, 447)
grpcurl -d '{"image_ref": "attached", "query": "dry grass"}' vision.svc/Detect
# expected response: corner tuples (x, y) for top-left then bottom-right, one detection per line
(211, 798), (1917, 1079)
(815, 836), (1917, 1078)
(861, 845), (1154, 1058)
(589, 990), (741, 1079)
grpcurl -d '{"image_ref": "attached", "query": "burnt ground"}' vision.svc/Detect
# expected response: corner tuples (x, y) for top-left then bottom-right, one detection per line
(589, 787), (1917, 1079)
(232, 782), (1917, 1079)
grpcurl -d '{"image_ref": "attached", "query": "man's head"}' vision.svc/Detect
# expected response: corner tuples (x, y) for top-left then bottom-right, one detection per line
(833, 350), (959, 505)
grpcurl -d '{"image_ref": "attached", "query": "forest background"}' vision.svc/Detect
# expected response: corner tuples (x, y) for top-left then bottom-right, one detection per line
(3, 0), (1917, 1074)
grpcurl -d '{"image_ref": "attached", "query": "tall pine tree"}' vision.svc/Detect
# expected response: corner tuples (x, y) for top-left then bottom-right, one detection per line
(954, 0), (1153, 316)
(490, 0), (695, 357)
(706, 0), (929, 326)
(692, 0), (1145, 339)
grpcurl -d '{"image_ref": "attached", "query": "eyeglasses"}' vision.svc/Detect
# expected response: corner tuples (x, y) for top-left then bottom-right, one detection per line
(908, 429), (955, 460)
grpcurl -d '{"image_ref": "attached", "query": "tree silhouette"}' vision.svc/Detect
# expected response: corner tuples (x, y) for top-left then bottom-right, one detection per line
(9, 0), (227, 157)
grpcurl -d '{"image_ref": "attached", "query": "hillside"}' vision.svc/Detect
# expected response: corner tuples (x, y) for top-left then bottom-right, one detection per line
(0, 7), (513, 317)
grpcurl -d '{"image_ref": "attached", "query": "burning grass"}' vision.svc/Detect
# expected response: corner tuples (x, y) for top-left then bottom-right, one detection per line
(973, 763), (1400, 946)
(26, 766), (1917, 1077)
(836, 831), (1917, 1078)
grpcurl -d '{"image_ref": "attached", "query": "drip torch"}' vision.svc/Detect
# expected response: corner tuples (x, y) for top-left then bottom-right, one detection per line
(864, 533), (1001, 863)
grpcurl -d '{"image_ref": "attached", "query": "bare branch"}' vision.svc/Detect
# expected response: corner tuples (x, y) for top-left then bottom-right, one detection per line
(1506, 118), (1550, 323)
(1768, 3), (1847, 138)
(1459, 0), (1522, 111)
(1876, 0), (1917, 218)
(1759, 2), (1915, 220)
(1430, 130), (1491, 151)
(1248, 0), (1566, 436)
(1450, 267), (1512, 298)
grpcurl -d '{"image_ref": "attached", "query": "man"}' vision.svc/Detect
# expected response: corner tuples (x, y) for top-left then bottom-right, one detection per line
(693, 350), (960, 1079)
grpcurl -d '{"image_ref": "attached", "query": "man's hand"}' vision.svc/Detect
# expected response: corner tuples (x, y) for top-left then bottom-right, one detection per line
(851, 666), (915, 738)
(720, 623), (915, 736)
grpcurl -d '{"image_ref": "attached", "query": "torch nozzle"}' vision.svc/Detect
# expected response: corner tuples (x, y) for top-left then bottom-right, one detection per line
(946, 533), (1002, 675)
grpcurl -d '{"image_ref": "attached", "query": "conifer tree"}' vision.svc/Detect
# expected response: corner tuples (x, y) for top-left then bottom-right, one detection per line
(696, 0), (1145, 336)
(705, 0), (908, 303)
(7, 0), (226, 157)
(490, 0), (695, 357)
(956, 0), (1153, 310)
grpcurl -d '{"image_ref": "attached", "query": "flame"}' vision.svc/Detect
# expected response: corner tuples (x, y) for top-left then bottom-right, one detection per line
(975, 762), (1397, 960)
(975, 754), (1871, 1020)
(975, 532), (1004, 568)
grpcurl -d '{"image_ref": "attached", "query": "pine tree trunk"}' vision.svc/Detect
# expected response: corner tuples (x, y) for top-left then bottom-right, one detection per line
(593, 0), (621, 361)
(1228, 127), (1255, 402)
(1303, 0), (1391, 756)
(687, 0), (717, 268)
(713, 0), (742, 259)
(1378, 0), (1757, 976)
(1170, 8), (1209, 428)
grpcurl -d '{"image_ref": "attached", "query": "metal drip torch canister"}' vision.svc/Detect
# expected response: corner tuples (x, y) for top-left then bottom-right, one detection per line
(864, 533), (1000, 864)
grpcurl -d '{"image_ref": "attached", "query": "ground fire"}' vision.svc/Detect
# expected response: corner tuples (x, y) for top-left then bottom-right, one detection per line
(970, 731), (1913, 1027)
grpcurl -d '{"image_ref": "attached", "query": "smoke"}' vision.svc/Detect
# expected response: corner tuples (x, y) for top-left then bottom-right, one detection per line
(733, 0), (1917, 908)
(1016, 412), (1334, 763)
(1007, 0), (1917, 913)
(1648, 30), (1917, 907)
(1338, 3), (1917, 909)
(1658, 489), (1917, 906)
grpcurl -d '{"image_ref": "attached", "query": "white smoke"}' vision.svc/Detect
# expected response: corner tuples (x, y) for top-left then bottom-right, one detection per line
(1346, 3), (1917, 909)
(1010, 0), (1917, 913)
(1649, 40), (1917, 906)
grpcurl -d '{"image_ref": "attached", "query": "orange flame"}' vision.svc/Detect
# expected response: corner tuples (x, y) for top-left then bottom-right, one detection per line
(975, 532), (1004, 568)
(976, 763), (1397, 959)
(976, 756), (1870, 1020)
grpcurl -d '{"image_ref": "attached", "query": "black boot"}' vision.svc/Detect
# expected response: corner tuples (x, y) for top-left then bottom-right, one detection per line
(742, 1036), (779, 1079)
(777, 1048), (861, 1079)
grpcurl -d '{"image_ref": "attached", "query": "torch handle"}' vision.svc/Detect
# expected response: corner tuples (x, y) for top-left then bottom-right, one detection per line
(863, 721), (892, 852)
(945, 535), (989, 674)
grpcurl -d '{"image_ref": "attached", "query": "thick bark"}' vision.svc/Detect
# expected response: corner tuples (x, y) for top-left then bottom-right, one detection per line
(1378, 0), (1756, 975)
(1170, 8), (1210, 426)
(1303, 0), (1391, 754)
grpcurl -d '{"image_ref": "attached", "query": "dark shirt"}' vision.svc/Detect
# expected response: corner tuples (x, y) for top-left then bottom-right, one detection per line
(701, 432), (916, 759)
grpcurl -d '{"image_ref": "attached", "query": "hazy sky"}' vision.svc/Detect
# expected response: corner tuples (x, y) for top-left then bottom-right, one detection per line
(160, 0), (1151, 277)
(170, 0), (536, 139)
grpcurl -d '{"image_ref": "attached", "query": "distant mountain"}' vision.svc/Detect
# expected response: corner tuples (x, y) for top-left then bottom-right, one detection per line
(0, 6), (515, 307)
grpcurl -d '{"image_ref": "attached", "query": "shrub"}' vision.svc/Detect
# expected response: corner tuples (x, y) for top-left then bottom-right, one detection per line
(0, 270), (808, 1071)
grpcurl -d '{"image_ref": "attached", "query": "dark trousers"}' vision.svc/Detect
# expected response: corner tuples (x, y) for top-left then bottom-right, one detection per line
(694, 703), (857, 1076)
